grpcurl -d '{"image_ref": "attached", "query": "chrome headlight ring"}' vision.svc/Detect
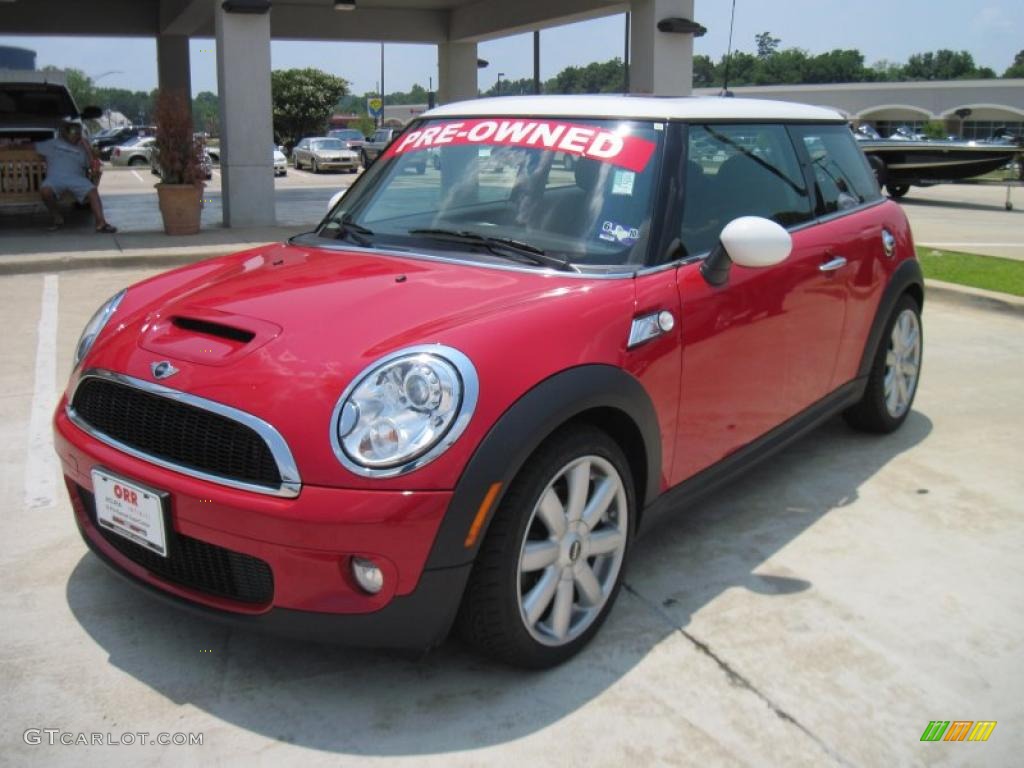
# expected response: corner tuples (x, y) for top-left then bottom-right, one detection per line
(330, 344), (479, 478)
(74, 289), (126, 368)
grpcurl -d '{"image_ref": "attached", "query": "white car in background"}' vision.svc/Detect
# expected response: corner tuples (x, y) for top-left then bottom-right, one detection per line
(273, 146), (287, 176)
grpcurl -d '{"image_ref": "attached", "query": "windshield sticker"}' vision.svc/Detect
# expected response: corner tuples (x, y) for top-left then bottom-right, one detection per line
(599, 220), (640, 246)
(383, 120), (657, 172)
(612, 169), (635, 196)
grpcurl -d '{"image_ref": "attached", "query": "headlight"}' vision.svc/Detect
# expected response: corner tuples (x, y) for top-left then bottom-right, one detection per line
(74, 290), (126, 367)
(331, 345), (479, 477)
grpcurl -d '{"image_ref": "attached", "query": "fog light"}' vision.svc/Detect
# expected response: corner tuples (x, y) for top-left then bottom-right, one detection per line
(351, 557), (384, 594)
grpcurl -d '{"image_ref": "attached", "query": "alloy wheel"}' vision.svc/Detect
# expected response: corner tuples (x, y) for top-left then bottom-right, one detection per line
(883, 308), (921, 418)
(516, 455), (628, 646)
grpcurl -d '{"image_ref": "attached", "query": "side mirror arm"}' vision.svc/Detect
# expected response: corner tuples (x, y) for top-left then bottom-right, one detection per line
(700, 242), (732, 286)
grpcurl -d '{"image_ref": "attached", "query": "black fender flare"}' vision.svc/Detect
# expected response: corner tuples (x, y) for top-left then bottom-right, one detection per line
(857, 258), (924, 379)
(424, 364), (662, 570)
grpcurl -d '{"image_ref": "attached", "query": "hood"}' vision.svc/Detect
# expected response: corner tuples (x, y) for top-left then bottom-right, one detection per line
(80, 241), (635, 489)
(126, 242), (586, 362)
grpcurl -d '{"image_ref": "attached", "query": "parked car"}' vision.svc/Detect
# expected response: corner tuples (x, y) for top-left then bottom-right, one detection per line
(92, 126), (147, 160)
(273, 146), (287, 176)
(55, 95), (923, 669)
(292, 137), (359, 173)
(150, 147), (214, 180)
(327, 128), (366, 154)
(110, 136), (157, 167)
(362, 127), (426, 173)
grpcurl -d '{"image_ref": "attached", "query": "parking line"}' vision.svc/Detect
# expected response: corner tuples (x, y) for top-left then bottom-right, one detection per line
(25, 274), (59, 510)
(131, 170), (144, 184)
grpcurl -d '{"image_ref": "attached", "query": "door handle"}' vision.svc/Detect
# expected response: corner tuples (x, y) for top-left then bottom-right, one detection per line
(819, 256), (847, 272)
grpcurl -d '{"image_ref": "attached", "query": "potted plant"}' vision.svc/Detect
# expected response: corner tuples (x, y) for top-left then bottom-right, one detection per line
(152, 89), (205, 235)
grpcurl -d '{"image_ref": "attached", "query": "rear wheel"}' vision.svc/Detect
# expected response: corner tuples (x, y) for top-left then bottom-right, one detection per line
(129, 156), (147, 167)
(844, 294), (922, 433)
(458, 425), (634, 668)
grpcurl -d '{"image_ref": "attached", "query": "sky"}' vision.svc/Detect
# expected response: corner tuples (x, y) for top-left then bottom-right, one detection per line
(1, 0), (1021, 97)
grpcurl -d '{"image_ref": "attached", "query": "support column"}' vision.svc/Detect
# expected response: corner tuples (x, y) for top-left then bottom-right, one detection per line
(437, 42), (478, 105)
(629, 0), (694, 96)
(215, 4), (275, 227)
(157, 35), (192, 115)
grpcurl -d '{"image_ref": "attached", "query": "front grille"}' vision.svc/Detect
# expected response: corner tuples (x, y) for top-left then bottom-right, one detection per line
(71, 376), (282, 489)
(79, 486), (274, 605)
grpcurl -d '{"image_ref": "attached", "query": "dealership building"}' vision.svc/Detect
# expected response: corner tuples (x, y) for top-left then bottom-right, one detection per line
(695, 79), (1024, 140)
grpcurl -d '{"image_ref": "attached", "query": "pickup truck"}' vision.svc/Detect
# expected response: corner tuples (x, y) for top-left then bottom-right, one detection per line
(362, 127), (427, 173)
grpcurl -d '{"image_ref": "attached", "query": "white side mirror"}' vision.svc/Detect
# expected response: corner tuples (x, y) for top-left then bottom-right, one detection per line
(701, 216), (792, 286)
(720, 216), (792, 268)
(327, 187), (347, 212)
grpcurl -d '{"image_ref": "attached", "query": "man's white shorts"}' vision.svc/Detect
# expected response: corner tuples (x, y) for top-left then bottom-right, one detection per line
(41, 177), (95, 204)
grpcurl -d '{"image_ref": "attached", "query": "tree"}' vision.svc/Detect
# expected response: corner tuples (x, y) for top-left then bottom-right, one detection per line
(1003, 50), (1024, 78)
(192, 91), (219, 135)
(693, 55), (717, 88)
(755, 32), (780, 59)
(903, 49), (983, 80)
(270, 67), (349, 145)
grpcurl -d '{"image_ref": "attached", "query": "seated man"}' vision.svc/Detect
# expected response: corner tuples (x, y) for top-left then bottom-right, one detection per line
(31, 119), (117, 233)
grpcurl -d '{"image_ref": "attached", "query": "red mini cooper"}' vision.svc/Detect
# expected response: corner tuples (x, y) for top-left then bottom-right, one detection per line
(55, 96), (923, 668)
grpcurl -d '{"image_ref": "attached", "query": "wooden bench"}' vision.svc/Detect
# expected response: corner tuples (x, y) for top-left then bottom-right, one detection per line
(0, 148), (47, 207)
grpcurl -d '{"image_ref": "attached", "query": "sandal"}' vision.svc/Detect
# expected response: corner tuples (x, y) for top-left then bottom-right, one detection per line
(47, 214), (64, 232)
(95, 223), (117, 233)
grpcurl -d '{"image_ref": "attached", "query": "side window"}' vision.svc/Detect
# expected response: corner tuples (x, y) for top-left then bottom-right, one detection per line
(792, 124), (882, 215)
(297, 139), (308, 150)
(681, 124), (812, 258)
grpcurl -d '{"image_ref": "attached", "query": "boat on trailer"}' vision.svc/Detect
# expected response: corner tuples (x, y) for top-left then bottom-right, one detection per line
(853, 124), (1023, 200)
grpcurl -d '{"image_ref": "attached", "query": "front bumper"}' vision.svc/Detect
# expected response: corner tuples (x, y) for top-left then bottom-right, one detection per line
(316, 158), (358, 170)
(55, 405), (466, 649)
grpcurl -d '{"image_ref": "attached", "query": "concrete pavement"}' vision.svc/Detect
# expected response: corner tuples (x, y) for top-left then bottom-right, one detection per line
(0, 269), (1022, 766)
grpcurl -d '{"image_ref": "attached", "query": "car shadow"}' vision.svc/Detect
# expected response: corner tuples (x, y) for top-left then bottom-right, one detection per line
(65, 410), (932, 755)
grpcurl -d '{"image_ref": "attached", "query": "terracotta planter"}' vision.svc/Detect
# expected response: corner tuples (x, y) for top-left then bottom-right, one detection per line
(156, 183), (203, 235)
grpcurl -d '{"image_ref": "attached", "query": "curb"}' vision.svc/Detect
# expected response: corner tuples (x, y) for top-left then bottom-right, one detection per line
(924, 279), (1024, 317)
(0, 244), (269, 276)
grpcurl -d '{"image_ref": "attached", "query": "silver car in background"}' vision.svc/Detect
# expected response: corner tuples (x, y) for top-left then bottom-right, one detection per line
(292, 137), (359, 173)
(110, 136), (156, 167)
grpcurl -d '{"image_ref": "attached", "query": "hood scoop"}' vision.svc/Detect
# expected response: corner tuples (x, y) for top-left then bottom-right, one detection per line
(139, 307), (282, 367)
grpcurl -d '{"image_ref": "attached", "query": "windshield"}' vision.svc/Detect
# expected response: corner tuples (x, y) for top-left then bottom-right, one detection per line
(319, 117), (665, 269)
(330, 130), (363, 141)
(313, 139), (346, 150)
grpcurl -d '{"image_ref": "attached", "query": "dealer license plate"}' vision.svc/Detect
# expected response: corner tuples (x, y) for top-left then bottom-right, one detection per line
(91, 469), (168, 558)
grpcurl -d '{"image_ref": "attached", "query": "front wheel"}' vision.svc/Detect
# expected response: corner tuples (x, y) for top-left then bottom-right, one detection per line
(458, 425), (634, 668)
(886, 183), (910, 199)
(311, 158), (319, 174)
(844, 294), (922, 433)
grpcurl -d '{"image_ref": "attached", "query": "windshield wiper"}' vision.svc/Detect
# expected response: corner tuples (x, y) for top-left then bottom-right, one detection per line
(329, 214), (374, 246)
(407, 228), (575, 272)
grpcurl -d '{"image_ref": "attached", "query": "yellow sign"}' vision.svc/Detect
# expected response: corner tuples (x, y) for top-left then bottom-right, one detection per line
(367, 97), (383, 117)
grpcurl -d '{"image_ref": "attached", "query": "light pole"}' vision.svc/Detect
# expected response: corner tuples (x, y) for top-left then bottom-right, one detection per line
(496, 72), (505, 96)
(379, 42), (385, 128)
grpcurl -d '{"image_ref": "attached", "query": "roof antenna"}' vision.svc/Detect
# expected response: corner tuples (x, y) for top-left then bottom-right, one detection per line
(720, 0), (737, 97)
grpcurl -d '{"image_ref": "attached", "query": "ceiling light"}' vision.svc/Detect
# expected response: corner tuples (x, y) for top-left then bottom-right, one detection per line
(334, 0), (356, 10)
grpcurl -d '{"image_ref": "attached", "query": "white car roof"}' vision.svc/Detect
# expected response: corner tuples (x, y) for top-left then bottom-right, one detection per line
(424, 94), (844, 123)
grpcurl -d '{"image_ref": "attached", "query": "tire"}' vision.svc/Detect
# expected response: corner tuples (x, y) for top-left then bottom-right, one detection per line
(867, 155), (887, 189)
(361, 150), (370, 168)
(844, 294), (922, 433)
(129, 156), (147, 167)
(457, 425), (635, 668)
(311, 158), (319, 174)
(886, 183), (910, 199)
